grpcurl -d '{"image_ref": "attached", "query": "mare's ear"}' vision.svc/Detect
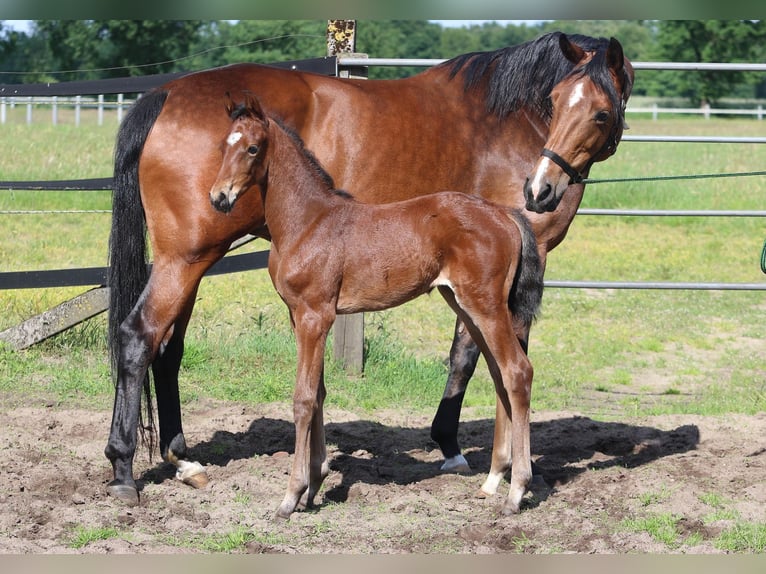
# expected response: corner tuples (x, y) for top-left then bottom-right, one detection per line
(607, 37), (625, 74)
(559, 33), (586, 65)
(244, 92), (267, 123)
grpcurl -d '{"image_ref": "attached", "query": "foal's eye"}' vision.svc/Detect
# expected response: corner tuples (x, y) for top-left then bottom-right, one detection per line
(594, 111), (610, 124)
(247, 145), (259, 156)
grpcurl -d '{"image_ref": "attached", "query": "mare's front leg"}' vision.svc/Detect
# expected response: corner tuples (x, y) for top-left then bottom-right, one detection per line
(431, 318), (480, 472)
(277, 305), (334, 519)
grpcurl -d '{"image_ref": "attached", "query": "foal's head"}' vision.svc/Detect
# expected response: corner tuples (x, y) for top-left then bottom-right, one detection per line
(524, 34), (632, 213)
(209, 92), (270, 214)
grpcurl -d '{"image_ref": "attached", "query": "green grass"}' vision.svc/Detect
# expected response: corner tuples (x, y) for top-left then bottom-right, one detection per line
(161, 526), (286, 552)
(621, 512), (683, 547)
(1, 115), (764, 420)
(66, 525), (122, 549)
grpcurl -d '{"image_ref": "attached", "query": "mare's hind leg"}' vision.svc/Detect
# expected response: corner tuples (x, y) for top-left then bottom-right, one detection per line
(431, 318), (479, 473)
(152, 302), (208, 489)
(105, 260), (214, 504)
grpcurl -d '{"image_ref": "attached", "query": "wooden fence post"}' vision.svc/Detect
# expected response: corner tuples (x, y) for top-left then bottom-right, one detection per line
(326, 20), (366, 374)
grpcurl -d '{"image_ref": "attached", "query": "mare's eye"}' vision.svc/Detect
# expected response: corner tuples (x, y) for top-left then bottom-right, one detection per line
(595, 110), (610, 124)
(247, 145), (259, 156)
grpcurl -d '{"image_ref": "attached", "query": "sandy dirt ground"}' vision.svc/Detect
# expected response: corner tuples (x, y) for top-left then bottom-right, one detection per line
(1, 396), (765, 554)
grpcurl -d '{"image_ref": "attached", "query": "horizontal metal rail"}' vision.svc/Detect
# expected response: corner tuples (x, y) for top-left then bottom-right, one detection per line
(576, 209), (766, 217)
(545, 280), (766, 291)
(622, 135), (766, 144)
(337, 57), (766, 73)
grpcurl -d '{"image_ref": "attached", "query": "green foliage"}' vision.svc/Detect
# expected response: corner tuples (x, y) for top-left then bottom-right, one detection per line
(640, 21), (766, 104)
(2, 20), (764, 102)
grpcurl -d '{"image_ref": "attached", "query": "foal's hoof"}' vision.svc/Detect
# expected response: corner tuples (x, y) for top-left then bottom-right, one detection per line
(474, 488), (491, 500)
(274, 507), (293, 520)
(501, 500), (521, 516)
(175, 461), (209, 489)
(106, 483), (139, 507)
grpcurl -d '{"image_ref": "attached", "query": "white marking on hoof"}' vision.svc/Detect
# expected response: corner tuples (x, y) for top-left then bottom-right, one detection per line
(440, 454), (471, 473)
(480, 471), (504, 496)
(175, 460), (208, 488)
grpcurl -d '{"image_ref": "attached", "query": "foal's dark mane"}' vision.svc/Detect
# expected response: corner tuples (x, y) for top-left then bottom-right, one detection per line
(232, 102), (352, 200)
(441, 31), (631, 122)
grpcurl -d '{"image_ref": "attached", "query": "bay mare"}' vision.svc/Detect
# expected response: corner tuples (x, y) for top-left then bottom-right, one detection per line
(210, 92), (544, 517)
(105, 32), (632, 505)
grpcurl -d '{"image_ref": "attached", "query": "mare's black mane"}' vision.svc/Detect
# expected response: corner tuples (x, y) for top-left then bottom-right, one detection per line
(441, 31), (631, 122)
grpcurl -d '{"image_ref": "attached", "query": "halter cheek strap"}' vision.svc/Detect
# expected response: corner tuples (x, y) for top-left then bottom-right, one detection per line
(540, 148), (583, 184)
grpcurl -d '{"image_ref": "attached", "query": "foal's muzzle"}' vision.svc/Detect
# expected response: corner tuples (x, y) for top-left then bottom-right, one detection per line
(210, 190), (235, 213)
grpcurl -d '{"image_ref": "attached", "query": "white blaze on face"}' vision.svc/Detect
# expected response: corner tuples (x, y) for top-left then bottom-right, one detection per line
(529, 156), (552, 194)
(227, 131), (243, 146)
(567, 80), (586, 109)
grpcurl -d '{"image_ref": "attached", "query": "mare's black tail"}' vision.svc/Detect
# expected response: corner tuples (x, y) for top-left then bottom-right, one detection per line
(108, 89), (168, 451)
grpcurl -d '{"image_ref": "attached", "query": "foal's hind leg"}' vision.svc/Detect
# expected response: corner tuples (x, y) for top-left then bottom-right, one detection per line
(431, 318), (479, 473)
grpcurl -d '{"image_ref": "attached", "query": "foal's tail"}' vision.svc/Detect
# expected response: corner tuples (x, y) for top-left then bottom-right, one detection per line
(108, 88), (168, 374)
(507, 209), (544, 327)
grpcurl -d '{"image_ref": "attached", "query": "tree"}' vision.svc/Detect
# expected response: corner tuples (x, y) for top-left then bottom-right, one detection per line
(651, 20), (766, 105)
(31, 20), (205, 79)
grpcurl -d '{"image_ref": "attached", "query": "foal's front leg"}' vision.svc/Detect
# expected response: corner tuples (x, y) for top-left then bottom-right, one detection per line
(276, 306), (333, 519)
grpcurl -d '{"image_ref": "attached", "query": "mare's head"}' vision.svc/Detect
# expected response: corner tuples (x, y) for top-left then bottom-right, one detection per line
(210, 92), (270, 214)
(524, 34), (632, 213)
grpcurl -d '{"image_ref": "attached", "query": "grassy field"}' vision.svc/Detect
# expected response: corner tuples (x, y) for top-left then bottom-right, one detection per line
(0, 112), (764, 420)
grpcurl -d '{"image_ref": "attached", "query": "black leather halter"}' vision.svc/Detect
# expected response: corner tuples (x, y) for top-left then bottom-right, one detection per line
(540, 148), (583, 184)
(539, 112), (624, 185)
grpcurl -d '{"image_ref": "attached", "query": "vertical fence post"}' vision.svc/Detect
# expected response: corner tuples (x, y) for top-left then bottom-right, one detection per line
(1, 97), (6, 124)
(75, 95), (81, 126)
(327, 20), (366, 374)
(98, 94), (104, 126)
(117, 93), (124, 123)
(26, 96), (32, 124)
(52, 96), (58, 125)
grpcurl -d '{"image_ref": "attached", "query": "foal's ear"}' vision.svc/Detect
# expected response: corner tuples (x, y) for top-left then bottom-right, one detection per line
(244, 92), (267, 123)
(559, 33), (586, 65)
(224, 91), (236, 117)
(607, 37), (625, 74)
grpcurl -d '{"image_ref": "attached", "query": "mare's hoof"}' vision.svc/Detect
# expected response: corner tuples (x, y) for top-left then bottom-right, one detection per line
(274, 508), (293, 520)
(474, 488), (491, 499)
(440, 454), (471, 474)
(181, 470), (209, 489)
(175, 461), (209, 489)
(106, 483), (139, 507)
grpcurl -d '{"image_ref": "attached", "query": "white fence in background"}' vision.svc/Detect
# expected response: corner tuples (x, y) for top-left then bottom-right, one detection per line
(0, 94), (132, 126)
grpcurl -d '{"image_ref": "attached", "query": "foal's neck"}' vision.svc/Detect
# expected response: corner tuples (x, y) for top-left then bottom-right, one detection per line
(264, 125), (342, 241)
